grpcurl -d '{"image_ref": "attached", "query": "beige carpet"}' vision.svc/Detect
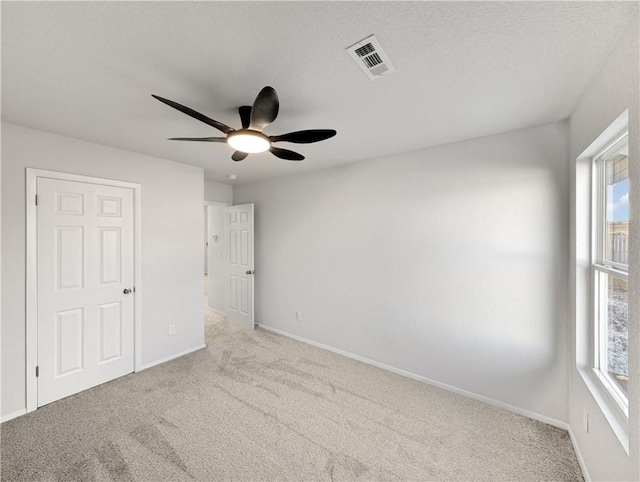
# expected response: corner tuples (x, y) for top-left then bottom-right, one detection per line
(1, 307), (582, 481)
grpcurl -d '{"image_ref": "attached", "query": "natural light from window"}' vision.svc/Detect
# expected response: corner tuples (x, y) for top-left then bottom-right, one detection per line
(594, 135), (629, 408)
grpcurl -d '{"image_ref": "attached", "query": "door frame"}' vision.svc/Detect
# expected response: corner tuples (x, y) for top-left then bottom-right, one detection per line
(25, 168), (143, 413)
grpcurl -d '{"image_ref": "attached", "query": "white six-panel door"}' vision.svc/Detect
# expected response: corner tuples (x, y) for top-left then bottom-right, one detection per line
(37, 178), (135, 406)
(224, 204), (254, 329)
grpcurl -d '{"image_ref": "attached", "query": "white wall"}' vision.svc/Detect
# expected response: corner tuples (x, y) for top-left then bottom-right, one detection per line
(204, 206), (209, 274)
(0, 125), (3, 420)
(1, 123), (205, 419)
(204, 180), (232, 204)
(234, 121), (570, 423)
(569, 10), (639, 481)
(207, 205), (227, 312)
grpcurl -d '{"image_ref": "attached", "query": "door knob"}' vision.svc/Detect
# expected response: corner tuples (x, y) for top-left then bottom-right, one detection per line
(245, 270), (255, 275)
(123, 288), (132, 294)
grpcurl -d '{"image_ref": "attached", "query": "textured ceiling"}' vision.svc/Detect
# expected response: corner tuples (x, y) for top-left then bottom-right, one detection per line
(1, 1), (634, 184)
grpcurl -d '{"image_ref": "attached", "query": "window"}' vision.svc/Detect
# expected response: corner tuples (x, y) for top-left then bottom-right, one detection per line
(593, 133), (629, 411)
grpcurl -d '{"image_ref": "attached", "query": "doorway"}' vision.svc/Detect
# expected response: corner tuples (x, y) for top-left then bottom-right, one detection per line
(204, 202), (255, 330)
(204, 202), (229, 314)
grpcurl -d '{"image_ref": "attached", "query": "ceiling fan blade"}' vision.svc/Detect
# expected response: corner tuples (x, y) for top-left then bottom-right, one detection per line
(249, 86), (279, 131)
(232, 151), (249, 162)
(239, 106), (252, 129)
(152, 94), (234, 134)
(270, 129), (337, 144)
(168, 137), (227, 142)
(270, 146), (305, 161)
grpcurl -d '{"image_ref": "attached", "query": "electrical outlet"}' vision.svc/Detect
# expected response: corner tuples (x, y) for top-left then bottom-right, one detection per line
(583, 408), (589, 433)
(168, 324), (176, 336)
(296, 311), (303, 322)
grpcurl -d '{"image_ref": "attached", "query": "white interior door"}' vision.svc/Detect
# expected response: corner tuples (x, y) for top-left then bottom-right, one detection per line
(37, 177), (135, 406)
(224, 204), (254, 329)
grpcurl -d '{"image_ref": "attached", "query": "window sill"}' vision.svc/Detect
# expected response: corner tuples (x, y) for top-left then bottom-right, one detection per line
(579, 367), (629, 454)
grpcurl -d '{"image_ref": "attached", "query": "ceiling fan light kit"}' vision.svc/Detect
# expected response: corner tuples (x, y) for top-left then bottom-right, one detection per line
(226, 131), (270, 154)
(152, 86), (336, 162)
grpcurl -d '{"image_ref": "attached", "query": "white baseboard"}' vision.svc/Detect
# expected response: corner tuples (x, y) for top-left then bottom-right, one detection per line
(207, 307), (225, 315)
(258, 324), (569, 430)
(568, 427), (591, 481)
(1, 408), (27, 424)
(138, 343), (207, 371)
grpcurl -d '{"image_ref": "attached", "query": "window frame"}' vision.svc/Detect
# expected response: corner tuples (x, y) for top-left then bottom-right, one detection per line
(591, 131), (629, 416)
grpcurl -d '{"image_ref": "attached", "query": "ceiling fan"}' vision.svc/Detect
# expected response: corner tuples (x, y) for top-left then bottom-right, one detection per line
(152, 86), (336, 161)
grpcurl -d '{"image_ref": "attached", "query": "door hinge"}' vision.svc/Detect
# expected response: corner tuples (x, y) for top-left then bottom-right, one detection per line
(133, 287), (136, 293)
(35, 366), (39, 377)
(35, 194), (38, 206)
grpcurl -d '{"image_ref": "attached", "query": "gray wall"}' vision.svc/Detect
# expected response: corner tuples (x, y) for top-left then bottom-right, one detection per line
(234, 121), (570, 423)
(569, 9), (639, 481)
(1, 123), (205, 419)
(204, 180), (232, 204)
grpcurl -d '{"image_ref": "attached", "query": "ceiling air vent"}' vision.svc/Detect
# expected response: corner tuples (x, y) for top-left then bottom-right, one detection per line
(346, 34), (395, 81)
